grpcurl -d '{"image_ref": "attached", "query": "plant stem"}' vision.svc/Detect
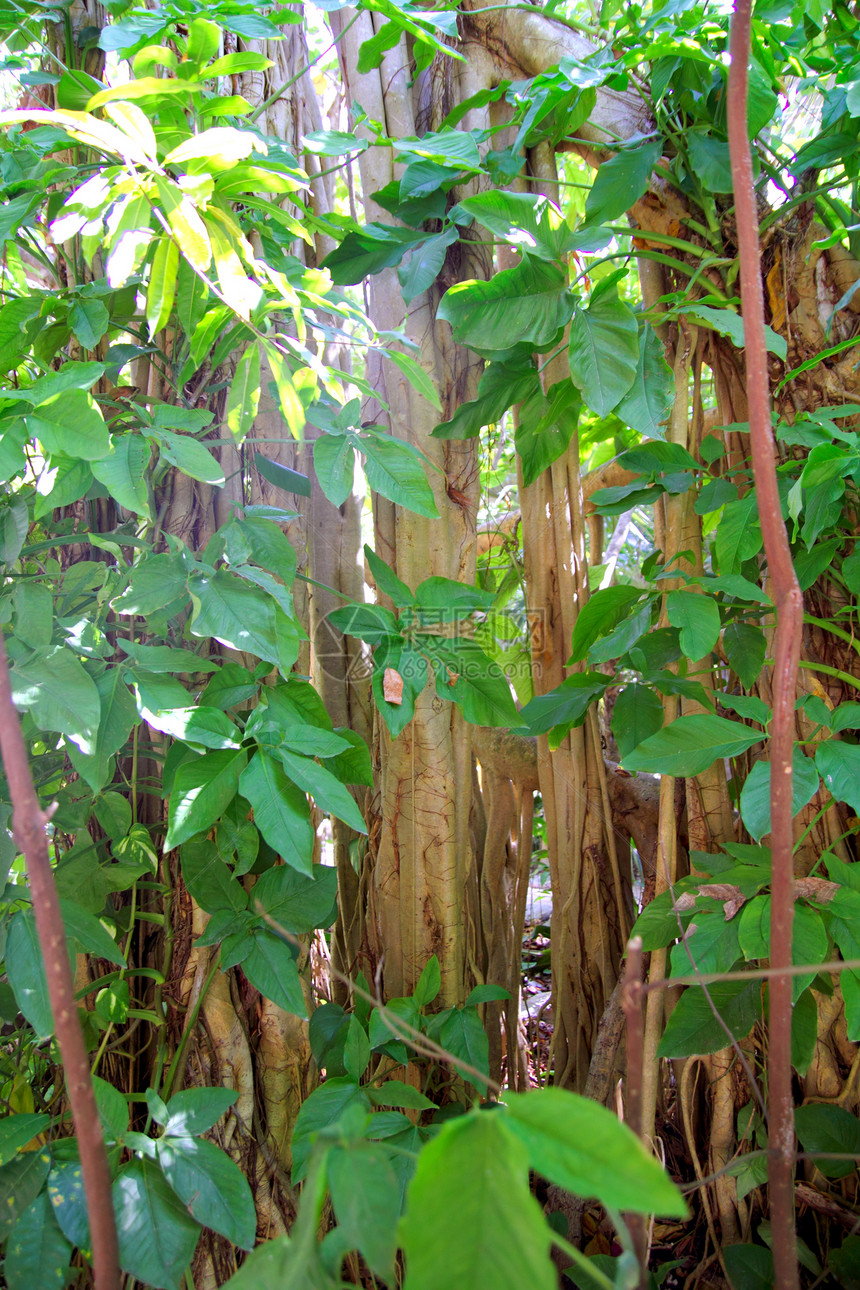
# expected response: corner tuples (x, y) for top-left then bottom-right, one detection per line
(0, 635), (120, 1290)
(727, 6), (802, 1285)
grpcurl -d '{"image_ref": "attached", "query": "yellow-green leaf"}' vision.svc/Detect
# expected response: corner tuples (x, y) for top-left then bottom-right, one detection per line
(227, 345), (261, 445)
(146, 237), (179, 338)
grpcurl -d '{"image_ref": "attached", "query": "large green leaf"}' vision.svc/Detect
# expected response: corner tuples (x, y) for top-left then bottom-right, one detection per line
(239, 752), (315, 875)
(723, 621), (766, 689)
(254, 863), (338, 933)
(615, 323), (673, 438)
(423, 636), (520, 727)
(437, 259), (573, 353)
(5, 1190), (71, 1290)
(157, 1136), (255, 1250)
(91, 434), (152, 517)
(152, 429), (225, 485)
(398, 227), (458, 303)
(795, 1103), (860, 1179)
(113, 1157), (201, 1290)
(515, 379), (580, 486)
(611, 685), (664, 759)
(11, 646), (101, 752)
(180, 838), (247, 914)
(666, 589), (721, 660)
(328, 1143), (400, 1281)
(503, 1087), (686, 1216)
(6, 908), (53, 1037)
(816, 739), (860, 815)
(432, 359), (538, 440)
(658, 977), (762, 1058)
(520, 673), (608, 736)
(359, 433), (439, 518)
(226, 343), (261, 444)
(568, 585), (643, 663)
(622, 714), (761, 777)
(276, 748), (368, 834)
(455, 191), (571, 262)
(291, 1078), (371, 1183)
(584, 139), (663, 226)
(28, 388), (109, 460)
(0, 1153), (51, 1240)
(400, 1112), (555, 1290)
(189, 569), (284, 664)
(165, 748), (247, 849)
(739, 749), (820, 842)
(568, 289), (639, 416)
(313, 435), (355, 507)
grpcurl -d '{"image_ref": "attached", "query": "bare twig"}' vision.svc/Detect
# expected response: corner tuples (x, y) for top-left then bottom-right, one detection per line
(621, 937), (648, 1287)
(0, 635), (120, 1290)
(727, 5), (804, 1285)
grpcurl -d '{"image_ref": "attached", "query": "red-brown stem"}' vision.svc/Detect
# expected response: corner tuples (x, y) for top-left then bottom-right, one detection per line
(622, 935), (647, 1286)
(0, 635), (120, 1290)
(727, 7), (803, 1287)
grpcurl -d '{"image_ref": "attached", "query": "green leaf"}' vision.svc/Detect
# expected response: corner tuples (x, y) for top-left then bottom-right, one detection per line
(254, 450), (311, 498)
(383, 347), (443, 413)
(515, 379), (580, 487)
(227, 344), (261, 445)
(794, 1103), (860, 1179)
(69, 297), (109, 348)
(92, 1073), (130, 1140)
(714, 494), (761, 574)
(60, 898), (124, 965)
(398, 227), (458, 303)
(313, 434), (355, 507)
(503, 1087), (686, 1216)
(364, 546), (413, 607)
(322, 225), (426, 284)
(152, 430), (224, 485)
(611, 685), (664, 759)
(400, 1113), (555, 1290)
(276, 748), (367, 834)
(165, 749), (247, 850)
(438, 259), (573, 353)
(9, 646), (100, 752)
(520, 673), (608, 737)
(569, 585), (643, 663)
(163, 1088), (237, 1138)
(413, 955), (441, 1007)
(360, 433), (439, 518)
(146, 236), (179, 337)
(439, 1005), (490, 1092)
(91, 435), (152, 518)
(614, 323), (673, 439)
(623, 714), (761, 777)
(157, 1136), (255, 1250)
(0, 1115), (50, 1166)
(685, 134), (734, 193)
(243, 928), (308, 1016)
(723, 622), (766, 689)
(180, 837), (247, 914)
(189, 569), (287, 665)
(455, 191), (571, 262)
(112, 553), (189, 615)
(666, 590), (721, 660)
(658, 977), (762, 1058)
(433, 360), (538, 440)
(5, 1190), (71, 1290)
(28, 389), (109, 460)
(114, 1157), (201, 1289)
(48, 1160), (91, 1248)
(6, 908), (53, 1037)
(424, 636), (520, 728)
(791, 988), (818, 1077)
(467, 983), (511, 1005)
(254, 863), (338, 933)
(816, 740), (860, 815)
(239, 753), (314, 876)
(328, 1143), (400, 1280)
(584, 139), (662, 226)
(739, 749), (820, 841)
(722, 1246), (774, 1290)
(0, 1152), (51, 1239)
(568, 290), (639, 416)
(142, 705), (242, 750)
(367, 1081), (436, 1111)
(687, 303), (787, 362)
